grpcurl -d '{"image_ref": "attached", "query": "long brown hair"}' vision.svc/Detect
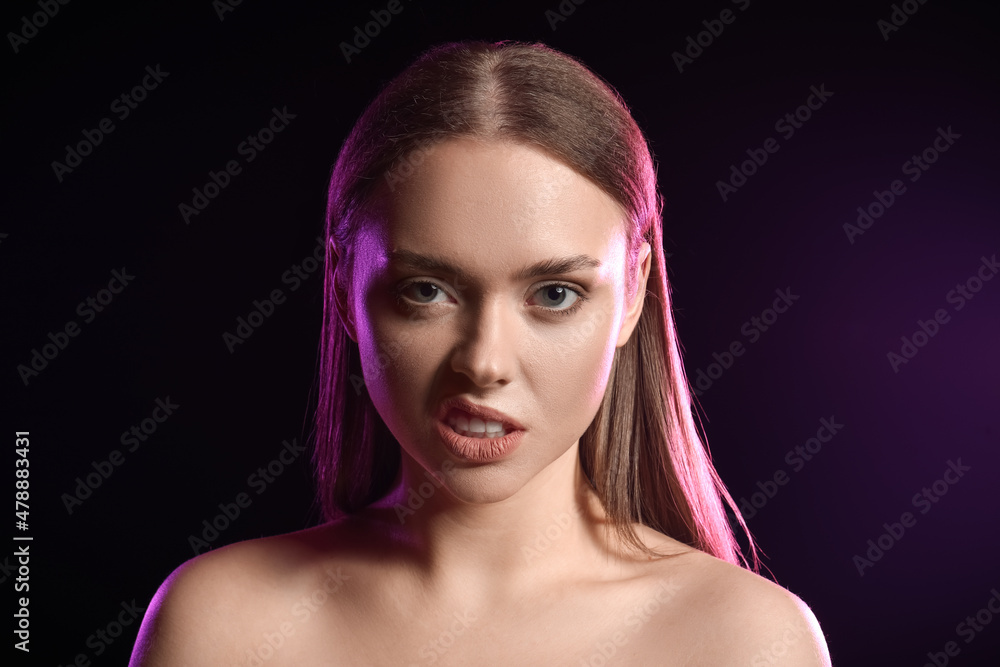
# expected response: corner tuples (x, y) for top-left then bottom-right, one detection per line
(314, 40), (760, 570)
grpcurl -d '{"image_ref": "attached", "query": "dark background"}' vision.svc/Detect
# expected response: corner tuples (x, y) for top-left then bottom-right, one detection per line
(3, 0), (999, 664)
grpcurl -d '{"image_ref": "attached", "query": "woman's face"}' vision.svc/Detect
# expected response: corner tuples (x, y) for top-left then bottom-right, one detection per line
(338, 137), (650, 504)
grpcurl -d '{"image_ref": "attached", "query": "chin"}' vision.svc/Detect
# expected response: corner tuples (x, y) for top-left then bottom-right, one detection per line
(443, 471), (530, 506)
(404, 449), (534, 506)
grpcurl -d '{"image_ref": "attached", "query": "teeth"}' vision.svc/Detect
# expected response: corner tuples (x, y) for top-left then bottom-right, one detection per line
(447, 410), (509, 438)
(453, 426), (507, 439)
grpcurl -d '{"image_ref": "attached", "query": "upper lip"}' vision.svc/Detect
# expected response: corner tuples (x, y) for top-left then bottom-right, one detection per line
(437, 397), (525, 431)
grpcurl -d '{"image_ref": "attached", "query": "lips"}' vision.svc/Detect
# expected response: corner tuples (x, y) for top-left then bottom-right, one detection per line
(435, 397), (525, 432)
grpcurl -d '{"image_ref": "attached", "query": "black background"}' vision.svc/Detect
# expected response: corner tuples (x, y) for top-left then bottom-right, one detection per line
(3, 0), (999, 664)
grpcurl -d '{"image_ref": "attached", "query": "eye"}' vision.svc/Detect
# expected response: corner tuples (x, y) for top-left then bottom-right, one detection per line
(397, 281), (449, 305)
(530, 283), (586, 314)
(394, 280), (588, 316)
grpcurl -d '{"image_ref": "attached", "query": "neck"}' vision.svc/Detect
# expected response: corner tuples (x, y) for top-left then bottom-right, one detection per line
(367, 441), (626, 604)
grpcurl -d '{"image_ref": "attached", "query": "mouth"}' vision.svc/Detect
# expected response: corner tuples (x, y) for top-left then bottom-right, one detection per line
(435, 398), (525, 440)
(444, 409), (512, 439)
(434, 402), (526, 463)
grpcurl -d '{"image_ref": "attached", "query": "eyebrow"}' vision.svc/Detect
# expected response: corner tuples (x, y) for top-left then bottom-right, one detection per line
(388, 249), (602, 281)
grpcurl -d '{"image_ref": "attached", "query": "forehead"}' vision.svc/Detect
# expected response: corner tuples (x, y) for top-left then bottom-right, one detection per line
(367, 138), (627, 272)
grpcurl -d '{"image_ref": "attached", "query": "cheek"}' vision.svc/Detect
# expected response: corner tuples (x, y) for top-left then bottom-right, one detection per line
(520, 301), (622, 434)
(355, 307), (434, 425)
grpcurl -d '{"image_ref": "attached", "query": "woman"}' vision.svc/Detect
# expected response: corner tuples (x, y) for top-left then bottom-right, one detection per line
(130, 40), (832, 665)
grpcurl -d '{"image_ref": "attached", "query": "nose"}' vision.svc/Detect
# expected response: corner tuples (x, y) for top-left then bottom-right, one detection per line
(449, 296), (517, 387)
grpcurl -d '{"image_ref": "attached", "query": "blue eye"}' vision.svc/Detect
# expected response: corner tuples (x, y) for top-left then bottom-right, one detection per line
(533, 284), (581, 311)
(395, 280), (588, 316)
(400, 282), (447, 304)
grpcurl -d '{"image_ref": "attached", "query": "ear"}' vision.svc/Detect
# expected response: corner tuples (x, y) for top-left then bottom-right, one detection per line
(616, 241), (651, 348)
(330, 239), (358, 343)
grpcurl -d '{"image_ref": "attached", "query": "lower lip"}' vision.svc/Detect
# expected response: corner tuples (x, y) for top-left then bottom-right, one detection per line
(435, 419), (524, 463)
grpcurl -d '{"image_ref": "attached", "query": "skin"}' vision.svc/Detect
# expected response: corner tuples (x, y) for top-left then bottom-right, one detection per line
(129, 138), (832, 666)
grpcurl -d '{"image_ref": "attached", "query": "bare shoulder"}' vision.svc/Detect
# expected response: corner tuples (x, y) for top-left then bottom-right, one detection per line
(639, 538), (831, 666)
(698, 555), (831, 666)
(128, 523), (343, 666)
